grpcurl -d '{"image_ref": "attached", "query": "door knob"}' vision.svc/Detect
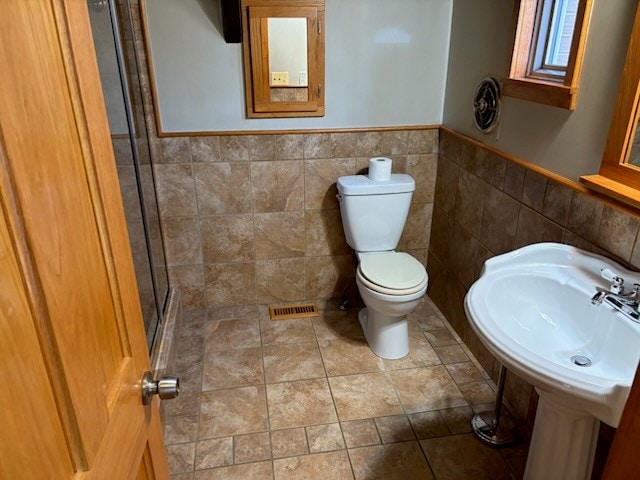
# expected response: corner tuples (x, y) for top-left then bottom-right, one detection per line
(141, 371), (180, 405)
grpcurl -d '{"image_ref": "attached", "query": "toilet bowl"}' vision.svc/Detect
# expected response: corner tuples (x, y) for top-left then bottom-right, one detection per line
(337, 173), (428, 359)
(354, 251), (428, 359)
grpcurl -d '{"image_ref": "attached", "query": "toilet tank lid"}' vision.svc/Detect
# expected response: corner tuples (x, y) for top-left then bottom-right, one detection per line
(337, 174), (415, 195)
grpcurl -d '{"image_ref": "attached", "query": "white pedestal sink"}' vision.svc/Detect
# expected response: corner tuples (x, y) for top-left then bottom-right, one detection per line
(465, 243), (640, 480)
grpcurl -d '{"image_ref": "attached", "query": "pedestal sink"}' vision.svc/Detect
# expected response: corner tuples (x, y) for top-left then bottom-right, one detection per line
(465, 243), (640, 480)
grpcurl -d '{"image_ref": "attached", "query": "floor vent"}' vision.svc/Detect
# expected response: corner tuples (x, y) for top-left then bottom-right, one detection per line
(269, 303), (319, 321)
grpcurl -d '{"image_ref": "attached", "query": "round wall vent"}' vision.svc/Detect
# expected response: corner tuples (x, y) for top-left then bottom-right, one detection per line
(473, 77), (501, 134)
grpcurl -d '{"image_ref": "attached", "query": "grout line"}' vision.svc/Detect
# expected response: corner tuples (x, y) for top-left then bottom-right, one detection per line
(248, 161), (259, 308)
(318, 326), (358, 478)
(302, 426), (311, 455)
(370, 417), (384, 445)
(255, 300), (275, 470)
(301, 157), (309, 300)
(189, 157), (209, 310)
(417, 436), (439, 478)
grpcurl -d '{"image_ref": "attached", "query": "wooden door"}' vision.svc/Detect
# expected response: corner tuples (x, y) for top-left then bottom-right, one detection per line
(0, 1), (169, 479)
(602, 363), (640, 478)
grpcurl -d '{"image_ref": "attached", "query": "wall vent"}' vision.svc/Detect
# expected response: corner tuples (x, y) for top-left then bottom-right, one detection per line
(473, 77), (501, 134)
(269, 303), (319, 320)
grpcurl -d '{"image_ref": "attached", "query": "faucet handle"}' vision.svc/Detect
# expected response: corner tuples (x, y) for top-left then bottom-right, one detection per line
(601, 268), (621, 282)
(601, 268), (625, 294)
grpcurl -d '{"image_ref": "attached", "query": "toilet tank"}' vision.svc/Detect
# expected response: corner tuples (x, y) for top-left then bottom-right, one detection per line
(336, 174), (415, 252)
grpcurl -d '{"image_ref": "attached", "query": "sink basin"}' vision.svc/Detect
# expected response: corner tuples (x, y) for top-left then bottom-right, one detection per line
(465, 243), (640, 479)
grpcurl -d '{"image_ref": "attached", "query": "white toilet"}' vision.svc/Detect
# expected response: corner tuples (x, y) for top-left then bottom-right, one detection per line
(336, 173), (428, 359)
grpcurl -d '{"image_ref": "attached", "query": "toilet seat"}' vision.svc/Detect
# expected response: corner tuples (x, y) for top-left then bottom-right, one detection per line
(357, 252), (427, 296)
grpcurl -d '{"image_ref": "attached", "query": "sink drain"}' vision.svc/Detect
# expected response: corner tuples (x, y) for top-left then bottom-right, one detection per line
(571, 355), (592, 367)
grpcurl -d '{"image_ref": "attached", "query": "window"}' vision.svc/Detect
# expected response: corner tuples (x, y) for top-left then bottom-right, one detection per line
(503, 0), (593, 110)
(529, 0), (579, 80)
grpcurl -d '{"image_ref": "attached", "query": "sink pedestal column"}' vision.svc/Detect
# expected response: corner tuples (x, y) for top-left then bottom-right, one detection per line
(524, 389), (599, 480)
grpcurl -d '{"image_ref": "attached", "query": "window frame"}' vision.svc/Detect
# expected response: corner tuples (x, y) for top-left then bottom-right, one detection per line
(580, 2), (640, 210)
(527, 0), (577, 80)
(502, 0), (593, 110)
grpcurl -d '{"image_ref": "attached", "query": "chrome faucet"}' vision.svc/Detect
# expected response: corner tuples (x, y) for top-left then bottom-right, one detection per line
(591, 268), (640, 323)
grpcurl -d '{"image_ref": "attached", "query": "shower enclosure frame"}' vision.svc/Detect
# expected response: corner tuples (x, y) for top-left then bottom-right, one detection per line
(92, 0), (170, 351)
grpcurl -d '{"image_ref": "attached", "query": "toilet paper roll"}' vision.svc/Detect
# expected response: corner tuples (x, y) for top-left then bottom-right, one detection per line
(368, 157), (392, 181)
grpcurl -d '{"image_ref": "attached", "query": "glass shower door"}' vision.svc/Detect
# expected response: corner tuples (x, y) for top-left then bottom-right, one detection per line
(88, 0), (169, 350)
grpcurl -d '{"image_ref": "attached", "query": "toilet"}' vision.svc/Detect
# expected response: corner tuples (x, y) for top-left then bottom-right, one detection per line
(336, 173), (428, 359)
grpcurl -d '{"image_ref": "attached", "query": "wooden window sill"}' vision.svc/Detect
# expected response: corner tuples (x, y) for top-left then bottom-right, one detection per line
(580, 174), (640, 211)
(502, 77), (577, 110)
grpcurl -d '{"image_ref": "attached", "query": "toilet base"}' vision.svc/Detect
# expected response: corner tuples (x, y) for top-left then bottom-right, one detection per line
(358, 307), (409, 359)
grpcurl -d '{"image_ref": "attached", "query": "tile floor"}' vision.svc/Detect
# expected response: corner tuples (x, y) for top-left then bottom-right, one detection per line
(164, 297), (528, 480)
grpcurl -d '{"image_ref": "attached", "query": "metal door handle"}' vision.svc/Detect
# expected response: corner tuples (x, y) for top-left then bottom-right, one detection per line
(141, 371), (180, 405)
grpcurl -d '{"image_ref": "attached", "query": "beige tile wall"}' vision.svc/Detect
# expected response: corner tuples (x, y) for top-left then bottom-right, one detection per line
(125, 1), (438, 312)
(153, 129), (439, 310)
(430, 128), (640, 432)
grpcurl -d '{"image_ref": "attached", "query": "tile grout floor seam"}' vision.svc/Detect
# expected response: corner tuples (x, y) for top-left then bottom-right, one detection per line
(256, 306), (276, 480)
(168, 297), (522, 479)
(312, 315), (357, 479)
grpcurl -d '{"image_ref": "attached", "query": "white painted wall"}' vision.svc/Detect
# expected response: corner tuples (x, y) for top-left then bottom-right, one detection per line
(443, 0), (637, 181)
(145, 0), (453, 132)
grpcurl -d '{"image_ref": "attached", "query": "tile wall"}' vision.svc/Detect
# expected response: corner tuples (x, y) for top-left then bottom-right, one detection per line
(124, 0), (438, 310)
(126, 1), (438, 312)
(429, 128), (640, 437)
(153, 129), (438, 310)
(124, 2), (438, 312)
